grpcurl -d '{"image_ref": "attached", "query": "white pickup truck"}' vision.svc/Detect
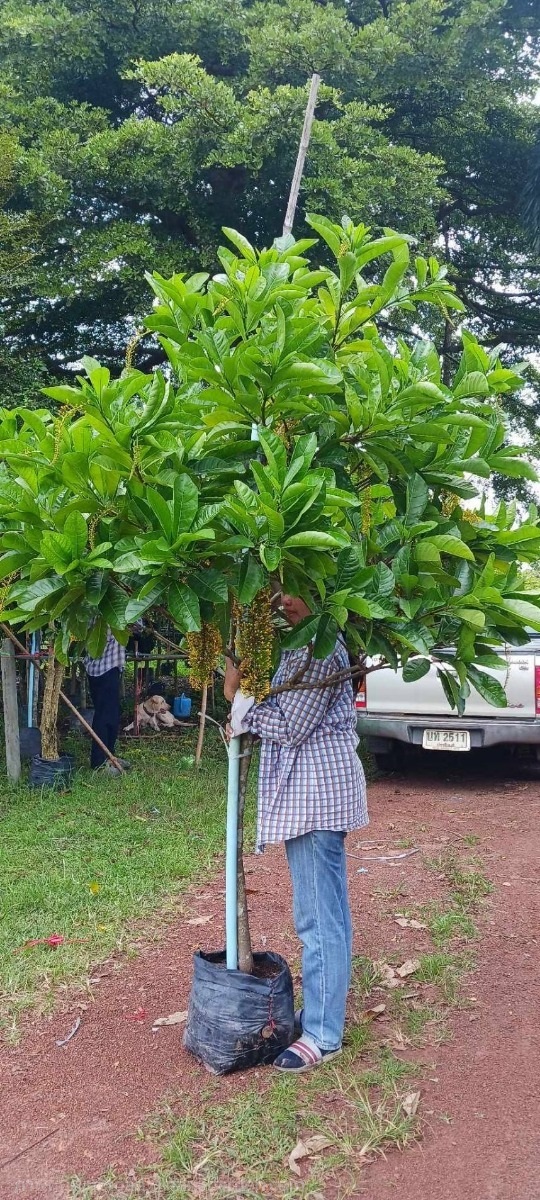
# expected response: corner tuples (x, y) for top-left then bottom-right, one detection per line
(356, 636), (540, 771)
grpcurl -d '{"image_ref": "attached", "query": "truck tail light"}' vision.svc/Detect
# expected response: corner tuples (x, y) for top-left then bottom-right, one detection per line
(535, 663), (540, 715)
(356, 677), (367, 710)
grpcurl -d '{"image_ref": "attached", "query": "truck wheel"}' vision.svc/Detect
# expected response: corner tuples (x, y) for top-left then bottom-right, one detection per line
(374, 748), (404, 774)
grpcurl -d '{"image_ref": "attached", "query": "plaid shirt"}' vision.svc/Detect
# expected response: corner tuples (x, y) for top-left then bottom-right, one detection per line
(84, 631), (126, 677)
(244, 640), (368, 850)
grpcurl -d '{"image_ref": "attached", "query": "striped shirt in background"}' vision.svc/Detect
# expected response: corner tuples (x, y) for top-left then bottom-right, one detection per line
(84, 631), (126, 677)
(244, 639), (368, 850)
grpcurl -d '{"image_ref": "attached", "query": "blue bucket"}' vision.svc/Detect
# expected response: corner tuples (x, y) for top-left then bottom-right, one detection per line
(173, 694), (192, 718)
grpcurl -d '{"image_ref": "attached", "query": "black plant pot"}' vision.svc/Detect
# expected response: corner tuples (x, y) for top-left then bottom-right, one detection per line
(183, 949), (295, 1075)
(29, 754), (75, 789)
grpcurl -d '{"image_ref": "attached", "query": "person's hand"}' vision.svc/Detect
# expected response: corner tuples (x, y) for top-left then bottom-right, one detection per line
(224, 657), (241, 702)
(225, 715), (233, 742)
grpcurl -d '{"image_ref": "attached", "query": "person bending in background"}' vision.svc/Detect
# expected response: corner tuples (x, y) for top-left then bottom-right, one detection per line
(225, 592), (368, 1074)
(84, 626), (141, 774)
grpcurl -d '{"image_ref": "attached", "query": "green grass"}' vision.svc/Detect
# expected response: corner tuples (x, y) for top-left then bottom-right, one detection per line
(402, 1002), (450, 1044)
(428, 909), (477, 947)
(425, 849), (494, 910)
(415, 951), (469, 1003)
(71, 1052), (421, 1200)
(0, 727), (255, 1036)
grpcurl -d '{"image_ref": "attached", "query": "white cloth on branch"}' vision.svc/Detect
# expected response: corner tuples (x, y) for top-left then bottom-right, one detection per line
(230, 691), (255, 736)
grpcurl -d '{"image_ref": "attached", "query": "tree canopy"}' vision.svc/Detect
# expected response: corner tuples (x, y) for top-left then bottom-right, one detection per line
(2, 216), (540, 715)
(0, 0), (539, 435)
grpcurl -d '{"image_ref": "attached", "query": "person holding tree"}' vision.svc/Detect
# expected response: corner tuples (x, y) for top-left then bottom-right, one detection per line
(225, 592), (368, 1073)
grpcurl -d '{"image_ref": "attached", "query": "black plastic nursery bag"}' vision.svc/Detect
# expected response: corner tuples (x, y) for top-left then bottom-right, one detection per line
(184, 949), (295, 1075)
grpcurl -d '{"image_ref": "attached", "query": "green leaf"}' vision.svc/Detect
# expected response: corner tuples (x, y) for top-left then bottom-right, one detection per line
(283, 531), (348, 549)
(345, 596), (373, 618)
(405, 474), (428, 526)
(100, 583), (129, 629)
(187, 569), (228, 604)
(313, 614), (339, 659)
(41, 532), (74, 573)
(49, 586), (85, 620)
(222, 228), (257, 261)
(260, 544), (281, 572)
(168, 581), (201, 632)
(64, 511), (88, 559)
(403, 657), (431, 682)
(145, 488), (173, 540)
(236, 556), (266, 605)
(0, 550), (32, 578)
(467, 665), (507, 708)
(437, 667), (460, 711)
(125, 581), (165, 622)
(474, 652), (508, 669)
(425, 535), (474, 561)
(172, 474), (199, 537)
(86, 616), (108, 658)
(489, 456), (538, 481)
(281, 615), (320, 649)
(498, 598), (540, 630)
(458, 608), (485, 629)
(371, 563), (396, 597)
(257, 428), (287, 486)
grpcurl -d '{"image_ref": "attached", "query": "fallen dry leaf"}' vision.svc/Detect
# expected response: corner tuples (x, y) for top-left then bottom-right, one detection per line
(288, 1134), (335, 1176)
(152, 1010), (188, 1029)
(186, 914), (215, 926)
(385, 1028), (411, 1052)
(378, 962), (400, 988)
(402, 1090), (421, 1118)
(361, 1003), (386, 1022)
(394, 915), (427, 930)
(396, 958), (421, 978)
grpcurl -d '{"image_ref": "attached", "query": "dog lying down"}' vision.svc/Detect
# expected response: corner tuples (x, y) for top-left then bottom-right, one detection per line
(124, 693), (182, 733)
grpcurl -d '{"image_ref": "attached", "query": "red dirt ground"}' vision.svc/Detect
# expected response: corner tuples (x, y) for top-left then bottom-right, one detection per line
(2, 760), (540, 1200)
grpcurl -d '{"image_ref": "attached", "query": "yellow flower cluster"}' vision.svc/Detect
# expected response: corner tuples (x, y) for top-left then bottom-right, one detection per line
(51, 407), (71, 465)
(440, 492), (480, 525)
(0, 571), (17, 613)
(360, 490), (372, 534)
(440, 491), (460, 518)
(186, 623), (223, 689)
(234, 589), (274, 702)
(461, 509), (481, 525)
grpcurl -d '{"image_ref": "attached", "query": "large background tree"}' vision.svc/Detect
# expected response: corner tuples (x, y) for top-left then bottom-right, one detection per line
(0, 0), (539, 441)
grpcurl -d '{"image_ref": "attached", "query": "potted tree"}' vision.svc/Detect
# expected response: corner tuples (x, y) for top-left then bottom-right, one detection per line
(2, 216), (540, 1066)
(120, 217), (540, 1071)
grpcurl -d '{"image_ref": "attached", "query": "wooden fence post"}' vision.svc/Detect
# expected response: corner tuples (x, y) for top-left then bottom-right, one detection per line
(1, 638), (21, 782)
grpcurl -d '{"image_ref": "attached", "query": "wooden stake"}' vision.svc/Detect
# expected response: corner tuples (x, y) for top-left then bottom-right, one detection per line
(1, 638), (21, 782)
(282, 73), (321, 238)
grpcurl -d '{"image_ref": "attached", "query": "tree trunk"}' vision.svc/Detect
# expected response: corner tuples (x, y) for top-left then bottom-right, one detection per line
(237, 731), (254, 974)
(40, 651), (64, 760)
(195, 683), (208, 767)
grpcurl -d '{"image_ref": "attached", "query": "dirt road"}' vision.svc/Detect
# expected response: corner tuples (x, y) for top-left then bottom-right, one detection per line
(1, 755), (539, 1200)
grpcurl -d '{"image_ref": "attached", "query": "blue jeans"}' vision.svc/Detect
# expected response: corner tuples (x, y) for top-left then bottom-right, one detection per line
(285, 830), (353, 1052)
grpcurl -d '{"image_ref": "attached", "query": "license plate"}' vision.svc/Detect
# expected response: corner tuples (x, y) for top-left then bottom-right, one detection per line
(422, 729), (470, 752)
